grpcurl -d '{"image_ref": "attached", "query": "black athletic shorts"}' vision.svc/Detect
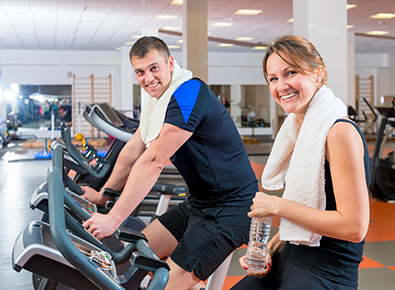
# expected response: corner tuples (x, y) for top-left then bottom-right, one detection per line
(157, 199), (252, 281)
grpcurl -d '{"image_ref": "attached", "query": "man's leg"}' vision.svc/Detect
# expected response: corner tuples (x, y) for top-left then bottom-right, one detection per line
(142, 220), (204, 290)
(165, 257), (202, 290)
(142, 219), (178, 258)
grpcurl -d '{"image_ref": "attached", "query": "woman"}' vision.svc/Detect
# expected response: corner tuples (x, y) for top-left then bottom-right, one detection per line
(231, 35), (370, 290)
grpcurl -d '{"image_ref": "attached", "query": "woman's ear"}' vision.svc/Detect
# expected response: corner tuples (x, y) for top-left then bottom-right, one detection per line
(315, 66), (325, 84)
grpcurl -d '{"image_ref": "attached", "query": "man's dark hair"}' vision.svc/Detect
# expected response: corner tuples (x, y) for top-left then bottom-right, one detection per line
(129, 36), (171, 62)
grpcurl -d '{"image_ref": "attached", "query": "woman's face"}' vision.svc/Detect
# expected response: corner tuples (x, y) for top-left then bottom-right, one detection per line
(266, 52), (323, 120)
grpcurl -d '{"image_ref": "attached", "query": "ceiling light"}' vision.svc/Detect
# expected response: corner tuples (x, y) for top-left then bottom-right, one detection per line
(177, 39), (183, 43)
(253, 46), (267, 50)
(161, 26), (181, 31)
(234, 9), (262, 16)
(365, 30), (389, 35)
(155, 15), (178, 20)
(347, 25), (354, 29)
(123, 42), (134, 45)
(168, 45), (181, 49)
(370, 13), (395, 19)
(130, 35), (142, 39)
(170, 0), (183, 5)
(211, 22), (233, 27)
(346, 4), (357, 10)
(84, 7), (110, 12)
(286, 18), (293, 23)
(217, 43), (234, 47)
(235, 37), (254, 41)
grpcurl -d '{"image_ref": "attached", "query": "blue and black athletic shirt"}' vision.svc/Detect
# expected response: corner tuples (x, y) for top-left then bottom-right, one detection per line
(164, 78), (258, 208)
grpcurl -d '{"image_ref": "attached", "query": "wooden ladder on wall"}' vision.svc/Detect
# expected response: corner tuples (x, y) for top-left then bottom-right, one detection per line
(72, 74), (112, 138)
(355, 75), (375, 135)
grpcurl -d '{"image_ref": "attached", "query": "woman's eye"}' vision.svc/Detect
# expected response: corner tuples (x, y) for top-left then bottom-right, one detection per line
(287, 71), (297, 76)
(269, 77), (277, 83)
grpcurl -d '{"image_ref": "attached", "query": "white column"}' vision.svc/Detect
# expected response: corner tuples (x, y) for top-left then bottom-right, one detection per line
(182, 0), (208, 83)
(348, 32), (355, 107)
(293, 0), (348, 104)
(230, 84), (242, 126)
(120, 45), (134, 113)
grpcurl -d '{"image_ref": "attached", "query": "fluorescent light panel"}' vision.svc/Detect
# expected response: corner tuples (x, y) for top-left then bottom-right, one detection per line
(365, 30), (389, 35)
(235, 37), (254, 41)
(347, 4), (357, 10)
(171, 0), (183, 5)
(84, 7), (110, 12)
(253, 46), (267, 50)
(161, 26), (181, 31)
(211, 22), (233, 27)
(370, 13), (395, 19)
(155, 15), (178, 20)
(234, 9), (262, 16)
(217, 43), (234, 47)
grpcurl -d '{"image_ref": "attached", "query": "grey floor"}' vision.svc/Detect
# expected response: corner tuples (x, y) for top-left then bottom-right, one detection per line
(0, 144), (50, 290)
(2, 141), (395, 289)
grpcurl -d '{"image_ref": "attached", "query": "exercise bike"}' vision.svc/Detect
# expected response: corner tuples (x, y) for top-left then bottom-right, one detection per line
(13, 145), (170, 290)
(369, 103), (395, 201)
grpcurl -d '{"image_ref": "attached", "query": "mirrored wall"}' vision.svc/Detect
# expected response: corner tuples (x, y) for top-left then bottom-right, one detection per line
(3, 84), (72, 130)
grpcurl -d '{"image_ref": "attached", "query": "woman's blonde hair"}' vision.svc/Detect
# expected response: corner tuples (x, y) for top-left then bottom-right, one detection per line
(262, 35), (327, 85)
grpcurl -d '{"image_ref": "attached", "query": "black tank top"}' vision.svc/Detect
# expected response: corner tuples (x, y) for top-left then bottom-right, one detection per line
(282, 119), (370, 287)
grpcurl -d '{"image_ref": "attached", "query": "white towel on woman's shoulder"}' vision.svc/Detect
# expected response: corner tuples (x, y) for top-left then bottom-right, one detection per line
(140, 60), (192, 147)
(261, 85), (347, 246)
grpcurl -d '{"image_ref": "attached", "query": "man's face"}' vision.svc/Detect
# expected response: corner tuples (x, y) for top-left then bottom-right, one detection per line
(131, 49), (175, 100)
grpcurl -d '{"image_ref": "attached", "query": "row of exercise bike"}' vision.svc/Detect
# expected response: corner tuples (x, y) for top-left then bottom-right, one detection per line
(13, 96), (395, 290)
(11, 103), (195, 290)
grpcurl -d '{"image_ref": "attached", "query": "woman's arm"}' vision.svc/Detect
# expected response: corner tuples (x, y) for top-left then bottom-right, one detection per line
(250, 121), (370, 243)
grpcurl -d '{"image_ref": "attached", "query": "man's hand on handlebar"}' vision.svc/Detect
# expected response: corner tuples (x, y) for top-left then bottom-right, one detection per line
(81, 186), (109, 206)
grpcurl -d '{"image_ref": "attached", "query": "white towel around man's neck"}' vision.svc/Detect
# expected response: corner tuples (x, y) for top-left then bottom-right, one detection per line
(139, 60), (192, 147)
(261, 85), (347, 246)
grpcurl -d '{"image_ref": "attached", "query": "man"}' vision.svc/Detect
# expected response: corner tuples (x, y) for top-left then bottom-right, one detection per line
(82, 36), (258, 290)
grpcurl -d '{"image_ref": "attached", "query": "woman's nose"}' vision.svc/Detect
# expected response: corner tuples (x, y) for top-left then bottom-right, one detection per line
(277, 78), (289, 92)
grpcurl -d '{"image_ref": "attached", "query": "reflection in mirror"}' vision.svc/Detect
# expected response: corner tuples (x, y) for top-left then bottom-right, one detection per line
(210, 84), (271, 129)
(3, 84), (72, 130)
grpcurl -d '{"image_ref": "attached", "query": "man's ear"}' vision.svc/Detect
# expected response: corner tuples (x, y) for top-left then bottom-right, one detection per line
(168, 55), (175, 72)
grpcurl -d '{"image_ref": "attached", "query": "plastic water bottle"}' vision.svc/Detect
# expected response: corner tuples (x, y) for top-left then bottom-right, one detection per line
(245, 216), (273, 272)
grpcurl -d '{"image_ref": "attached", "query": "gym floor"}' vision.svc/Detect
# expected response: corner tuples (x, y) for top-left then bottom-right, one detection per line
(1, 140), (395, 289)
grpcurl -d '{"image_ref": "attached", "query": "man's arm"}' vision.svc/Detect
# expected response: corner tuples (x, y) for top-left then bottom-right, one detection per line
(81, 128), (146, 205)
(83, 123), (192, 239)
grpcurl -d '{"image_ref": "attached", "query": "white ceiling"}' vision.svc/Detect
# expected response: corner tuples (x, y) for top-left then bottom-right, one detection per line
(0, 0), (394, 54)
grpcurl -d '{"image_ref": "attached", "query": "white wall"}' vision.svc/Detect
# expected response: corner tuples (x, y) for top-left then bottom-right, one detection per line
(172, 51), (266, 85)
(355, 53), (395, 106)
(1, 48), (394, 136)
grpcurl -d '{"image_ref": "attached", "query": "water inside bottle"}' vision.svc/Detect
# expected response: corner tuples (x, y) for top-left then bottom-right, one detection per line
(245, 217), (272, 272)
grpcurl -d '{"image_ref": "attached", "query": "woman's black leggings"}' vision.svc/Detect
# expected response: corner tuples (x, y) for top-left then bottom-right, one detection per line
(230, 252), (357, 290)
